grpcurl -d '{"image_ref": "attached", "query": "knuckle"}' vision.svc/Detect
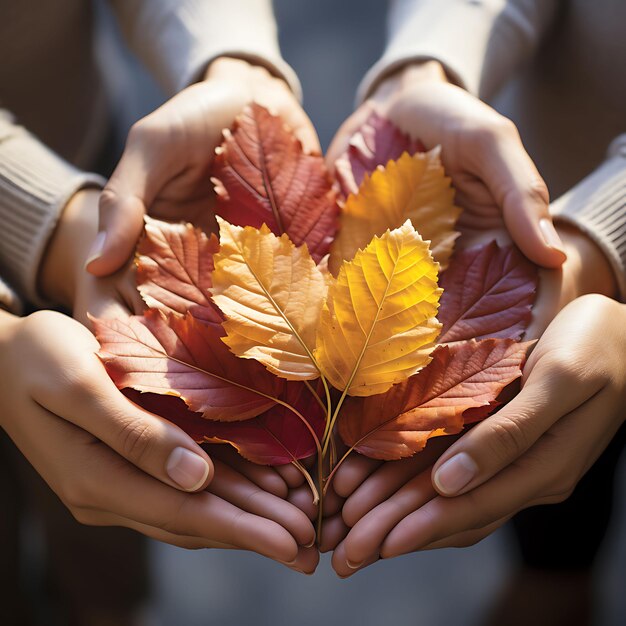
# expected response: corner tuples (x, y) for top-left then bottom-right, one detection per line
(69, 506), (97, 526)
(486, 415), (531, 461)
(116, 418), (156, 466)
(60, 478), (93, 510)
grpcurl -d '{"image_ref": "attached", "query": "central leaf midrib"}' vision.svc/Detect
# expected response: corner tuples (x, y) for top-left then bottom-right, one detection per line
(232, 232), (319, 371)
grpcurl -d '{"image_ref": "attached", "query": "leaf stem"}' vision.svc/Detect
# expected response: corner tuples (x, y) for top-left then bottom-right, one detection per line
(291, 460), (319, 506)
(273, 398), (322, 458)
(323, 446), (355, 496)
(316, 449), (325, 545)
(304, 379), (326, 414)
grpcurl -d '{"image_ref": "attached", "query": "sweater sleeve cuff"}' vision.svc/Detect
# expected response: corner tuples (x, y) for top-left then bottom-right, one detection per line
(0, 112), (105, 306)
(357, 0), (556, 103)
(550, 134), (626, 302)
(0, 277), (22, 315)
(114, 0), (302, 100)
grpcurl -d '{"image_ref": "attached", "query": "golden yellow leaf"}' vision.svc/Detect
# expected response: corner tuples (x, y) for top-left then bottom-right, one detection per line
(211, 217), (326, 380)
(316, 220), (442, 397)
(330, 148), (461, 273)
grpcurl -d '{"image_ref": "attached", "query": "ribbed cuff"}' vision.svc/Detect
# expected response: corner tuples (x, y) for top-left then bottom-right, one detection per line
(116, 0), (302, 100)
(551, 134), (626, 301)
(0, 114), (105, 306)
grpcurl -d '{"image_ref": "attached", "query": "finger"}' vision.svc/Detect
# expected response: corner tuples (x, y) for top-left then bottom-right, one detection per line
(343, 469), (436, 570)
(275, 462), (307, 489)
(325, 103), (375, 168)
(332, 454), (381, 499)
(342, 439), (450, 526)
(476, 128), (565, 268)
(207, 445), (288, 498)
(86, 123), (173, 276)
(287, 485), (318, 523)
(318, 513), (349, 553)
(74, 509), (238, 550)
(331, 541), (378, 579)
(209, 459), (315, 547)
(383, 387), (620, 559)
(10, 400), (301, 564)
(289, 112), (321, 155)
(420, 516), (511, 551)
(430, 355), (606, 498)
(322, 483), (344, 518)
(31, 357), (214, 493)
(287, 545), (320, 575)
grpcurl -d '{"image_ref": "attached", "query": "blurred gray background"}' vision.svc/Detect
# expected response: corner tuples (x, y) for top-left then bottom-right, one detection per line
(95, 1), (626, 624)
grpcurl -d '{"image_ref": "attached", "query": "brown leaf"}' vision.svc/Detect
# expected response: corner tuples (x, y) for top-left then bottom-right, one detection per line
(439, 241), (538, 342)
(136, 217), (222, 323)
(211, 103), (339, 263)
(338, 339), (530, 460)
(92, 310), (283, 421)
(124, 382), (325, 465)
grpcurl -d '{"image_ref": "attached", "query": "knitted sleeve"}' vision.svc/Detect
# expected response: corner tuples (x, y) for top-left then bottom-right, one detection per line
(0, 110), (105, 306)
(110, 0), (302, 99)
(358, 0), (559, 101)
(551, 135), (626, 301)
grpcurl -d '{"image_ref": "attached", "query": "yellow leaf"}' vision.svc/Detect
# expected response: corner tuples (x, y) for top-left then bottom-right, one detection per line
(211, 217), (326, 380)
(316, 220), (442, 397)
(330, 148), (461, 273)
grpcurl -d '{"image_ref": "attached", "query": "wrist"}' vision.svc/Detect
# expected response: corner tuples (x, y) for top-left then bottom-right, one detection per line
(371, 60), (450, 103)
(558, 223), (617, 300)
(203, 56), (288, 89)
(40, 189), (100, 308)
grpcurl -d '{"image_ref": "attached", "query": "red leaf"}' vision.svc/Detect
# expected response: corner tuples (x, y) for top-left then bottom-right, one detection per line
(439, 241), (538, 343)
(124, 382), (325, 466)
(93, 310), (283, 421)
(338, 339), (530, 460)
(334, 109), (425, 197)
(210, 103), (338, 263)
(136, 217), (222, 323)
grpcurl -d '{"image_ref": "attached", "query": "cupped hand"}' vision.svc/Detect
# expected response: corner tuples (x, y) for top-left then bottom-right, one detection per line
(0, 310), (317, 572)
(329, 294), (625, 576)
(327, 60), (566, 268)
(85, 57), (319, 277)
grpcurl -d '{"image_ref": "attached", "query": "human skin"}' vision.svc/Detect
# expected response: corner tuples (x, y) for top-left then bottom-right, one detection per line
(84, 56), (320, 277)
(322, 60), (621, 576)
(2, 182), (320, 573)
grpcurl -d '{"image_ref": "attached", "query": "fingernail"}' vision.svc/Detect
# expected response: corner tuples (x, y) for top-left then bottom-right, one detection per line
(166, 447), (210, 491)
(85, 231), (106, 268)
(433, 453), (478, 495)
(539, 218), (566, 254)
(304, 537), (316, 549)
(346, 559), (364, 570)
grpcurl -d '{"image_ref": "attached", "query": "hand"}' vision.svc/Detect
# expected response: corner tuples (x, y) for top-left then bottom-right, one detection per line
(85, 57), (319, 277)
(329, 295), (626, 576)
(327, 60), (566, 268)
(0, 310), (318, 572)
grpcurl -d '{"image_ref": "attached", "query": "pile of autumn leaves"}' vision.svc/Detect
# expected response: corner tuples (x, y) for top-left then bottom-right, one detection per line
(93, 104), (538, 497)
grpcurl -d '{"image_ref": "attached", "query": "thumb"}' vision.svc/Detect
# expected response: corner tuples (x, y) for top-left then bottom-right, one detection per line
(86, 128), (165, 277)
(478, 126), (567, 269)
(430, 357), (592, 497)
(37, 365), (214, 492)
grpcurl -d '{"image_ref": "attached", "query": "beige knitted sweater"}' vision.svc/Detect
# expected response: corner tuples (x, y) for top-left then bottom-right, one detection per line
(0, 0), (298, 312)
(361, 0), (626, 298)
